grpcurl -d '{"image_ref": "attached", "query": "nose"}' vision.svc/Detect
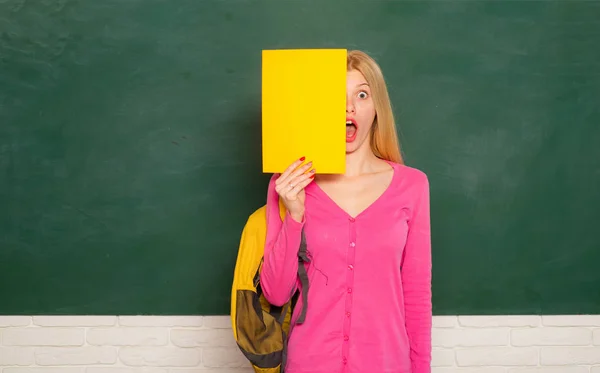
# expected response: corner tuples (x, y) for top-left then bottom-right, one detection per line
(346, 97), (355, 113)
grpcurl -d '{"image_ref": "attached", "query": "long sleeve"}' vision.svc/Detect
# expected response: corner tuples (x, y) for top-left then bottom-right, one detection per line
(401, 174), (432, 373)
(259, 175), (305, 306)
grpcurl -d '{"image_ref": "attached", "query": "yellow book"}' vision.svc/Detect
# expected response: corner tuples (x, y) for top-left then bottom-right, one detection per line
(261, 48), (347, 174)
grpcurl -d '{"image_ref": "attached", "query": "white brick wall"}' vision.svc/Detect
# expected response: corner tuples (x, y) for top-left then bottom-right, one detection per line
(1, 315), (600, 372)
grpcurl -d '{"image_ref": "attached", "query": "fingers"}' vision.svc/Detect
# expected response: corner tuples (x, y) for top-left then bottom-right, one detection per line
(282, 168), (315, 197)
(285, 169), (316, 196)
(288, 168), (316, 188)
(276, 157), (305, 186)
(275, 159), (315, 197)
(276, 158), (313, 187)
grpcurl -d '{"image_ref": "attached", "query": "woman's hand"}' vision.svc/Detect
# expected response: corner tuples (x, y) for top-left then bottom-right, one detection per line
(274, 157), (316, 223)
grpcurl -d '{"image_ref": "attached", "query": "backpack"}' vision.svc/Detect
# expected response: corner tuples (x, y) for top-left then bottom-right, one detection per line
(230, 196), (310, 373)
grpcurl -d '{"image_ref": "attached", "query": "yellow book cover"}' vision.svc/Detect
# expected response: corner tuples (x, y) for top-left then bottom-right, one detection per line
(261, 48), (347, 174)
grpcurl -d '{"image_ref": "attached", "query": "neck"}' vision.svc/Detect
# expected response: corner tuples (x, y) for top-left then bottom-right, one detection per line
(343, 139), (380, 177)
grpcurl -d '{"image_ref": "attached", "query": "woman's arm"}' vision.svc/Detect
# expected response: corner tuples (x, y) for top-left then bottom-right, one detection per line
(402, 173), (432, 373)
(259, 173), (306, 306)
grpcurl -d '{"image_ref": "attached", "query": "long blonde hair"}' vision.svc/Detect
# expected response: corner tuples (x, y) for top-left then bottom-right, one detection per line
(347, 50), (403, 164)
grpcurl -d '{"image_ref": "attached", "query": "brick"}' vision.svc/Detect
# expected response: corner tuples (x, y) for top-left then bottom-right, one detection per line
(456, 347), (538, 366)
(171, 328), (236, 348)
(169, 367), (254, 373)
(202, 347), (249, 368)
(542, 315), (600, 327)
(4, 369), (85, 373)
(431, 348), (455, 367)
(509, 368), (589, 373)
(541, 347), (600, 365)
(2, 327), (84, 346)
(0, 316), (31, 327)
(433, 316), (458, 328)
(433, 368), (506, 373)
(119, 347), (201, 367)
(87, 369), (168, 373)
(87, 327), (169, 346)
(8, 315), (600, 372)
(433, 328), (509, 348)
(511, 327), (592, 346)
(35, 347), (117, 366)
(458, 316), (540, 327)
(202, 316), (232, 329)
(33, 316), (116, 327)
(0, 347), (35, 365)
(118, 316), (203, 327)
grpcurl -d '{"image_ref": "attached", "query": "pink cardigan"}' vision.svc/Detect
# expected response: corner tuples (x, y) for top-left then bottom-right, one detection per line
(260, 161), (432, 373)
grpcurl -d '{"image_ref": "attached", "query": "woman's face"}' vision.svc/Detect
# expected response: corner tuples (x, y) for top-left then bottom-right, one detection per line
(345, 69), (376, 154)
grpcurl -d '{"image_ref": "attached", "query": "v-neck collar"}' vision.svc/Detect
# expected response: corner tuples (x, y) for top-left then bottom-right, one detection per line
(309, 160), (400, 220)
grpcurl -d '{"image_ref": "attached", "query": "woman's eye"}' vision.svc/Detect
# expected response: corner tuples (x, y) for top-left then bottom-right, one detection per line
(358, 91), (368, 99)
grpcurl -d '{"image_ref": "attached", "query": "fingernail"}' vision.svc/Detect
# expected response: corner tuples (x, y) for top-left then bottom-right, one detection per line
(310, 174), (315, 179)
(299, 156), (305, 161)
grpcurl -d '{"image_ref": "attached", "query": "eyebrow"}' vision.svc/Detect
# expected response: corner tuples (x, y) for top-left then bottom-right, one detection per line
(358, 83), (369, 86)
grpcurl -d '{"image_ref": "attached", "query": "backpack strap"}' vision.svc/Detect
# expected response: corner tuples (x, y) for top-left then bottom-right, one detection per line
(295, 228), (310, 324)
(268, 303), (289, 325)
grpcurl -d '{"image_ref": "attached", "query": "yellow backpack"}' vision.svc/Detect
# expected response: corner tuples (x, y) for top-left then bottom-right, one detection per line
(230, 198), (310, 373)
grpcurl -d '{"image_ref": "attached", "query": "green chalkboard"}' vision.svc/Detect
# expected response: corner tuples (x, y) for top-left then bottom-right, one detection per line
(1, 0), (599, 315)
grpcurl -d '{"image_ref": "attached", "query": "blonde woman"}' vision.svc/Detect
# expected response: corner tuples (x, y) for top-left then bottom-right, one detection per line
(260, 50), (432, 373)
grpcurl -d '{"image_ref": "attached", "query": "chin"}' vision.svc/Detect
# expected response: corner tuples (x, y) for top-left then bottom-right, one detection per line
(345, 135), (370, 154)
(345, 141), (361, 154)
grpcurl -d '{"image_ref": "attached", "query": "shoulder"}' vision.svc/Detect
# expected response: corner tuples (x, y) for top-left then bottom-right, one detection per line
(387, 163), (430, 219)
(386, 162), (430, 211)
(389, 161), (429, 189)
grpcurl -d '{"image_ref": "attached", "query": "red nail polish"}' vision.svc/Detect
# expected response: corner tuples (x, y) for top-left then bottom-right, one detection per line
(310, 174), (315, 179)
(300, 156), (305, 161)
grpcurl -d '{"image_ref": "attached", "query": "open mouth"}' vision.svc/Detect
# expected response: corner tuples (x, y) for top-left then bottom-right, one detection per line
(346, 119), (357, 142)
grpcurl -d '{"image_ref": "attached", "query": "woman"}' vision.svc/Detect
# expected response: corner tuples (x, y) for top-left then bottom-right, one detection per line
(260, 50), (432, 373)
